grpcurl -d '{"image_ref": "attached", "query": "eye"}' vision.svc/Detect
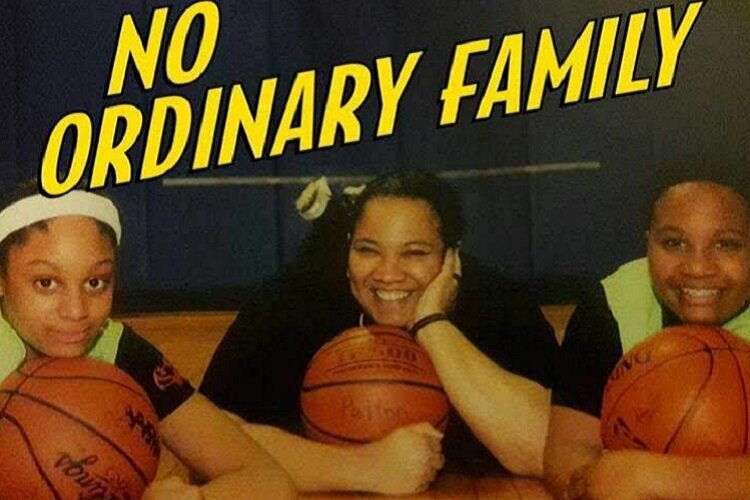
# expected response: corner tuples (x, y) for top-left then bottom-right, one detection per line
(716, 239), (744, 251)
(34, 278), (58, 292)
(403, 249), (430, 258)
(85, 277), (110, 292)
(660, 238), (686, 250)
(352, 243), (378, 255)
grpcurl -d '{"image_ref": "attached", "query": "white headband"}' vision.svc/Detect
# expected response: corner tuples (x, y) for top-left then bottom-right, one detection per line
(0, 191), (122, 245)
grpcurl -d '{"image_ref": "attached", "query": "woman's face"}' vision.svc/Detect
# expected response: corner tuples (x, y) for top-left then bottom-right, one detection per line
(348, 196), (445, 328)
(648, 182), (750, 325)
(0, 216), (116, 358)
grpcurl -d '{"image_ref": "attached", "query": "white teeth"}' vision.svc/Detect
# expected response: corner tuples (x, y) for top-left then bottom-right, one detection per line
(682, 288), (719, 298)
(375, 290), (410, 301)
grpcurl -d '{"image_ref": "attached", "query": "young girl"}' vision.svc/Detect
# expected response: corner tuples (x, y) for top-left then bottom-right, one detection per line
(0, 185), (297, 500)
(545, 180), (750, 499)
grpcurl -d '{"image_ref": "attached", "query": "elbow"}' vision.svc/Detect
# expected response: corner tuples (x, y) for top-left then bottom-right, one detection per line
(485, 436), (545, 478)
(239, 466), (298, 500)
(498, 451), (544, 478)
(273, 471), (299, 500)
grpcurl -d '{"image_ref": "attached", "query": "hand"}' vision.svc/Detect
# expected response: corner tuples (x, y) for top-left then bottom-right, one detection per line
(358, 422), (445, 495)
(142, 476), (204, 500)
(566, 451), (647, 500)
(415, 248), (461, 322)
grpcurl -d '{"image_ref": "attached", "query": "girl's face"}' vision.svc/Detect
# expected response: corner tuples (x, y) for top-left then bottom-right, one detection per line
(648, 183), (750, 325)
(348, 196), (444, 328)
(0, 216), (115, 359)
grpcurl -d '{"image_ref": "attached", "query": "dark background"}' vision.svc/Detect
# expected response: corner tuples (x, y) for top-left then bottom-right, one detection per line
(1, 0), (747, 311)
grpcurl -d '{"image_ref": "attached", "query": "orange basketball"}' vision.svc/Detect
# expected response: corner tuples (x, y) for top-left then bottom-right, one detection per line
(301, 324), (450, 444)
(601, 325), (750, 456)
(0, 357), (160, 499)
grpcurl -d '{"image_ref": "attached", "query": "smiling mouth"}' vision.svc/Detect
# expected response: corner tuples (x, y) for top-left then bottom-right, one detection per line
(53, 330), (90, 344)
(680, 288), (719, 298)
(374, 290), (411, 301)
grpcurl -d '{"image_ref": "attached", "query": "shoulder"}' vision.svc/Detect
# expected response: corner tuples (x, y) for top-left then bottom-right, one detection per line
(457, 256), (549, 334)
(553, 281), (624, 417)
(455, 255), (558, 385)
(458, 257), (533, 308)
(565, 281), (620, 342)
(114, 325), (196, 420)
(601, 257), (650, 296)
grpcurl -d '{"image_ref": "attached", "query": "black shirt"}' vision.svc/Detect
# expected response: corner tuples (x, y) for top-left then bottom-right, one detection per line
(200, 256), (557, 471)
(552, 284), (682, 418)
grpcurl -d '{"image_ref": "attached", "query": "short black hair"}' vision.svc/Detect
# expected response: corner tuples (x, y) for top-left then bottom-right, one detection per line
(643, 159), (750, 230)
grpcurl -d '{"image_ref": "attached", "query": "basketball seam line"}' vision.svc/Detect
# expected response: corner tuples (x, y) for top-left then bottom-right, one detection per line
(662, 350), (715, 453)
(301, 378), (446, 393)
(18, 374), (152, 408)
(300, 409), (451, 444)
(310, 331), (418, 361)
(313, 356), (424, 372)
(712, 327), (750, 454)
(603, 346), (713, 441)
(0, 413), (63, 500)
(2, 390), (152, 485)
(300, 413), (369, 444)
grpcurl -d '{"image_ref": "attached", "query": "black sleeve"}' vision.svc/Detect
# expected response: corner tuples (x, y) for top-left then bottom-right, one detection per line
(200, 271), (346, 430)
(455, 261), (558, 388)
(115, 326), (195, 420)
(551, 284), (623, 418)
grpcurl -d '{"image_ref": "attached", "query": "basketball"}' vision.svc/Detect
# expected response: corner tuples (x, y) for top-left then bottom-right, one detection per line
(301, 324), (450, 445)
(0, 357), (160, 499)
(601, 325), (750, 456)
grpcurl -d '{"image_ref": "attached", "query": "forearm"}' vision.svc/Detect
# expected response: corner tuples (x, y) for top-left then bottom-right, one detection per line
(160, 394), (297, 499)
(199, 466), (296, 500)
(417, 321), (550, 476)
(241, 423), (374, 492)
(543, 437), (601, 498)
(636, 452), (750, 499)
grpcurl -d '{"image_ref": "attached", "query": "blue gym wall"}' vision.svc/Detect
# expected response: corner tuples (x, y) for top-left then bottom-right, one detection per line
(1, 0), (748, 309)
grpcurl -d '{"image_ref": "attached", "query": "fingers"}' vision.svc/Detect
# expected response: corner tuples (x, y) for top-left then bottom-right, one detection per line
(409, 422), (445, 440)
(446, 248), (462, 282)
(567, 467), (590, 500)
(440, 247), (456, 279)
(431, 451), (445, 470)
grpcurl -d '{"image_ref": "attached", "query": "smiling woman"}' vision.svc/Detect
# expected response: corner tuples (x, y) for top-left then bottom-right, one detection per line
(200, 170), (558, 494)
(348, 197), (445, 328)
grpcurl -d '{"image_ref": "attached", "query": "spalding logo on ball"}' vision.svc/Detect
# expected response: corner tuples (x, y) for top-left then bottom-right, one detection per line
(301, 325), (450, 444)
(601, 325), (750, 456)
(0, 357), (160, 499)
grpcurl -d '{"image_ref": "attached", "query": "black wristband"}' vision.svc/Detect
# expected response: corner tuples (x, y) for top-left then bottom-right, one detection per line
(410, 312), (450, 337)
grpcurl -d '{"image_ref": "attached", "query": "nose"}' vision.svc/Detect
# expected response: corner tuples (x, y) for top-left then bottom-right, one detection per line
(680, 248), (719, 278)
(371, 254), (406, 283)
(58, 289), (89, 321)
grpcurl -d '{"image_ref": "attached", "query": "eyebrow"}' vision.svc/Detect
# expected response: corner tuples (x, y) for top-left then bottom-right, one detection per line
(649, 225), (683, 233)
(715, 229), (750, 238)
(352, 238), (436, 246)
(25, 259), (115, 268)
(651, 225), (750, 237)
